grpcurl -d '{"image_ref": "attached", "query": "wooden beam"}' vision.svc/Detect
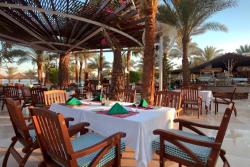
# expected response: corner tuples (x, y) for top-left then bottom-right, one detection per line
(31, 41), (85, 50)
(0, 3), (143, 47)
(32, 0), (59, 41)
(17, 0), (52, 37)
(0, 9), (59, 51)
(102, 29), (115, 51)
(69, 0), (112, 44)
(72, 48), (143, 54)
(0, 33), (64, 53)
(66, 27), (103, 53)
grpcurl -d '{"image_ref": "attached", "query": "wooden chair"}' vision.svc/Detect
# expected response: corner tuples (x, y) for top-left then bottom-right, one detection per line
(0, 85), (4, 107)
(2, 86), (21, 110)
(181, 87), (202, 118)
(153, 103), (234, 167)
(165, 91), (183, 117)
(43, 90), (66, 107)
(73, 87), (87, 99)
(30, 87), (47, 107)
(30, 107), (126, 167)
(213, 88), (237, 117)
(117, 89), (136, 103)
(2, 98), (39, 167)
(154, 91), (168, 106)
(155, 91), (183, 116)
(21, 86), (32, 110)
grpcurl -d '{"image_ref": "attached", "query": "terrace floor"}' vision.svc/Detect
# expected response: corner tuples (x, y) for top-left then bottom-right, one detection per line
(0, 99), (250, 167)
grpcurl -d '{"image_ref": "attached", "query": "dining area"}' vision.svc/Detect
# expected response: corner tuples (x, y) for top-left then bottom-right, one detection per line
(0, 83), (238, 167)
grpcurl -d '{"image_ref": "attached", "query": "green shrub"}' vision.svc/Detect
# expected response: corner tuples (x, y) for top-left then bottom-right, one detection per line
(129, 71), (141, 83)
(49, 68), (58, 84)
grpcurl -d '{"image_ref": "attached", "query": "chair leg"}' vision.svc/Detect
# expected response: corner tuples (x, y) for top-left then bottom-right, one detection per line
(19, 148), (35, 167)
(200, 102), (202, 115)
(159, 157), (164, 167)
(1, 100), (5, 110)
(198, 108), (200, 119)
(233, 106), (237, 117)
(220, 149), (230, 167)
(2, 137), (18, 167)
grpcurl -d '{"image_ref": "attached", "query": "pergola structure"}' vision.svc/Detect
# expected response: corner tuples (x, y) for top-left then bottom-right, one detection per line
(0, 0), (145, 87)
(0, 0), (144, 53)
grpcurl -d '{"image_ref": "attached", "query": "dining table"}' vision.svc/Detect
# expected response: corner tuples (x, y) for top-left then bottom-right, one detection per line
(49, 100), (176, 167)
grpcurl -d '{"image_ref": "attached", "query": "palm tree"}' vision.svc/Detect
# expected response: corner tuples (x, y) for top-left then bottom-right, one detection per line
(25, 70), (36, 84)
(0, 41), (28, 73)
(88, 54), (111, 80)
(17, 49), (46, 84)
(140, 0), (158, 104)
(110, 39), (125, 100)
(169, 41), (202, 59)
(77, 51), (92, 83)
(43, 53), (58, 85)
(6, 67), (17, 83)
(192, 46), (223, 65)
(123, 48), (142, 87)
(236, 44), (250, 54)
(158, 0), (235, 86)
(73, 53), (79, 83)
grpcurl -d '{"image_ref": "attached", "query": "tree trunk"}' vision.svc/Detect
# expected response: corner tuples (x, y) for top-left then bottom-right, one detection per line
(84, 57), (89, 80)
(58, 53), (70, 87)
(182, 36), (190, 86)
(163, 53), (168, 87)
(110, 40), (125, 100)
(142, 3), (157, 105)
(79, 60), (83, 84)
(44, 64), (50, 85)
(37, 62), (43, 84)
(99, 49), (103, 81)
(126, 48), (131, 88)
(74, 53), (79, 84)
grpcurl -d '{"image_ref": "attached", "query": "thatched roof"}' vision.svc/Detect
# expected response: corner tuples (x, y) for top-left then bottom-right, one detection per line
(171, 53), (250, 74)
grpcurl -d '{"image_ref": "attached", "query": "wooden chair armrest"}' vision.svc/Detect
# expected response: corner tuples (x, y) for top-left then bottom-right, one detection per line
(153, 129), (220, 149)
(174, 119), (220, 130)
(27, 123), (34, 130)
(72, 132), (126, 159)
(24, 116), (31, 120)
(64, 117), (74, 127)
(68, 122), (90, 137)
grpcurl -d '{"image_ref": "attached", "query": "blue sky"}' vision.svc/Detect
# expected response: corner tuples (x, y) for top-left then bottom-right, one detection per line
(192, 0), (250, 52)
(5, 0), (250, 72)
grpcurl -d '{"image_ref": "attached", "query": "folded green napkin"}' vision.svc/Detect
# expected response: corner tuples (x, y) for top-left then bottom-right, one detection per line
(108, 103), (129, 115)
(66, 97), (82, 105)
(139, 99), (148, 108)
(92, 95), (102, 101)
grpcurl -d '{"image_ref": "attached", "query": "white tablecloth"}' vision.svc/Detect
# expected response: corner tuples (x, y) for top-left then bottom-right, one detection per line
(174, 90), (213, 107)
(50, 102), (176, 167)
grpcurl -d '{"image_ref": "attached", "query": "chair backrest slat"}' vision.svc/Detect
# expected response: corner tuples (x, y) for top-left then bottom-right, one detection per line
(30, 87), (48, 106)
(181, 87), (199, 101)
(31, 108), (73, 166)
(44, 90), (66, 107)
(3, 86), (19, 98)
(116, 89), (136, 103)
(155, 91), (182, 110)
(6, 98), (31, 141)
(215, 103), (234, 143)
